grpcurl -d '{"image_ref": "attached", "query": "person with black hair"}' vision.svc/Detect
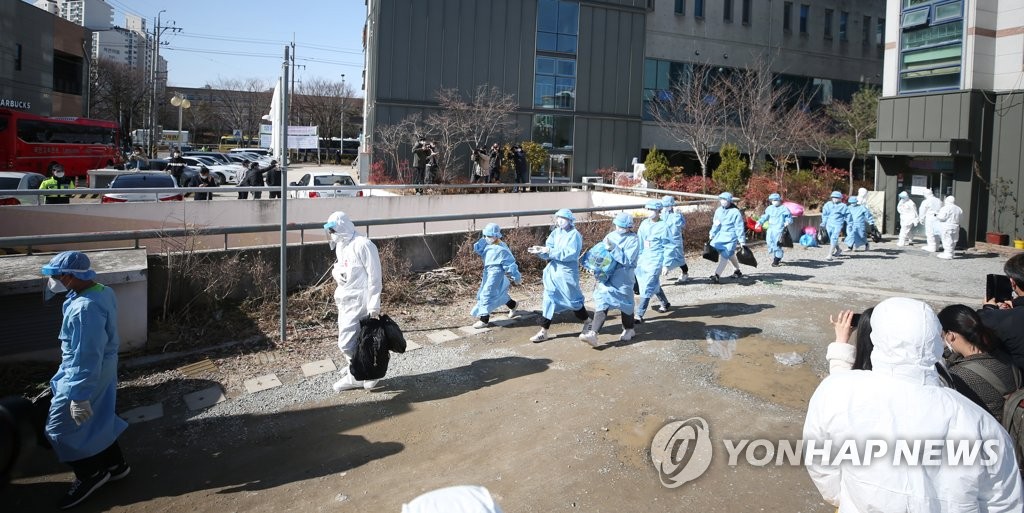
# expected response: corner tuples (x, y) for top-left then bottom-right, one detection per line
(940, 304), (1020, 421)
(186, 166), (218, 201)
(979, 253), (1024, 370)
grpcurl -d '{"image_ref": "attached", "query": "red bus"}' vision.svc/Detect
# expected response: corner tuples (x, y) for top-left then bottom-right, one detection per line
(0, 108), (123, 178)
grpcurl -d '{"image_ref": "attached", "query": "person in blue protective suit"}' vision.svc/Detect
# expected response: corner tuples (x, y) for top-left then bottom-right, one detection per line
(755, 192), (794, 267)
(40, 251), (130, 510)
(709, 192), (747, 283)
(471, 223), (522, 328)
(660, 195), (689, 284)
(528, 208), (590, 342)
(579, 212), (641, 347)
(844, 196), (876, 252)
(635, 199), (671, 323)
(821, 191), (849, 260)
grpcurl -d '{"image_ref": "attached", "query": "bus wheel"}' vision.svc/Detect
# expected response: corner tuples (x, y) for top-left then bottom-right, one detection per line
(214, 173), (226, 185)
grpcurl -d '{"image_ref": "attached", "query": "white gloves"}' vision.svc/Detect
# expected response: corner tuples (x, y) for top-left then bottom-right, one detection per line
(604, 238), (615, 251)
(662, 266), (670, 276)
(368, 310), (380, 319)
(70, 400), (92, 426)
(528, 245), (549, 254)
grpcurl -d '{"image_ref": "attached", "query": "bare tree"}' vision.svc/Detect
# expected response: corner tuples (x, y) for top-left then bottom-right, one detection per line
(766, 100), (816, 177)
(805, 111), (835, 165)
(425, 106), (465, 182)
(90, 58), (150, 132)
(208, 78), (270, 143)
(650, 64), (727, 192)
(374, 113), (423, 179)
(438, 85), (517, 151)
(720, 55), (791, 171)
(828, 87), (880, 194)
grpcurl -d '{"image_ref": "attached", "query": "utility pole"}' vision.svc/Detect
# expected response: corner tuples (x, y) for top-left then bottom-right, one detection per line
(290, 37), (295, 125)
(340, 74), (345, 142)
(148, 11), (180, 157)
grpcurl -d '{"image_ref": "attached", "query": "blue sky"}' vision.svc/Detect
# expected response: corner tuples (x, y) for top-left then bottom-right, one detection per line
(90, 0), (365, 93)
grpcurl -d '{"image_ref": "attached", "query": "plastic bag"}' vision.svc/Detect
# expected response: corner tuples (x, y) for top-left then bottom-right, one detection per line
(869, 225), (883, 243)
(351, 315), (405, 380)
(783, 201), (805, 217)
(381, 314), (406, 353)
(736, 245), (757, 267)
(702, 242), (719, 262)
(816, 227), (830, 246)
(780, 229), (794, 248)
(774, 352), (805, 366)
(582, 242), (617, 284)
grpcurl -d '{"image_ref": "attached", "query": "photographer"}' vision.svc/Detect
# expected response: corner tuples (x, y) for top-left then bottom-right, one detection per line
(412, 138), (430, 193)
(979, 254), (1024, 370)
(424, 143), (439, 187)
(471, 146), (489, 184)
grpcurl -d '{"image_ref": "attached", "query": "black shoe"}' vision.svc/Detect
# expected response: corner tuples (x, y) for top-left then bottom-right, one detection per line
(732, 270), (743, 278)
(59, 471), (110, 510)
(655, 304), (670, 313)
(771, 257), (781, 267)
(710, 274), (721, 284)
(634, 316), (644, 325)
(108, 463), (131, 482)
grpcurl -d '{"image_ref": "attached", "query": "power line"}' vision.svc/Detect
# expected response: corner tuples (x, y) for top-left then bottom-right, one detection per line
(173, 32), (363, 55)
(163, 46), (362, 66)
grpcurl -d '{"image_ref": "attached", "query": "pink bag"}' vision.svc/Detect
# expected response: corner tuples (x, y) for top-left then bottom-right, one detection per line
(783, 201), (805, 217)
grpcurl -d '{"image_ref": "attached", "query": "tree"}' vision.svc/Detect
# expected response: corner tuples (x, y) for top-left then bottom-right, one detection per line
(712, 143), (749, 196)
(208, 78), (271, 143)
(643, 146), (671, 185)
(804, 111), (835, 165)
(649, 64), (727, 191)
(521, 140), (549, 177)
(828, 87), (880, 195)
(438, 85), (517, 152)
(720, 55), (792, 172)
(89, 58), (150, 132)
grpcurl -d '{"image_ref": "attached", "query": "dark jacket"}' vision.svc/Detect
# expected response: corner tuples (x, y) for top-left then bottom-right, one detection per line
(979, 297), (1024, 371)
(265, 164), (281, 187)
(166, 157), (187, 185)
(488, 147), (502, 174)
(245, 166), (266, 187)
(186, 173), (219, 200)
(412, 143), (430, 169)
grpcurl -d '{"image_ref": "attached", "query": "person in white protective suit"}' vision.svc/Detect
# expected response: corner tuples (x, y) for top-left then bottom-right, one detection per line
(803, 297), (1023, 512)
(935, 195), (963, 260)
(324, 211), (383, 392)
(918, 189), (943, 252)
(896, 191), (918, 246)
(402, 485), (503, 513)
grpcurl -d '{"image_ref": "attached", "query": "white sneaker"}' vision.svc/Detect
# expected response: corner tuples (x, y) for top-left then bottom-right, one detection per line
(923, 245), (937, 253)
(619, 329), (635, 342)
(507, 308), (519, 320)
(675, 274), (690, 284)
(530, 329), (549, 343)
(896, 241), (905, 247)
(362, 379), (379, 390)
(472, 320), (489, 329)
(332, 373), (363, 392)
(937, 253), (953, 260)
(579, 331), (600, 347)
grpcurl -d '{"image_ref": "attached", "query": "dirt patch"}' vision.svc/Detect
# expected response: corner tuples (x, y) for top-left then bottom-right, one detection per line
(697, 336), (818, 411)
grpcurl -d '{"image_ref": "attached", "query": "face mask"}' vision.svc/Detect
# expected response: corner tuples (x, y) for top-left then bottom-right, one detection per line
(44, 276), (67, 302)
(719, 199), (729, 207)
(647, 210), (658, 218)
(771, 200), (781, 206)
(616, 227), (629, 234)
(556, 218), (570, 229)
(486, 236), (498, 244)
(54, 170), (65, 178)
(832, 198), (840, 203)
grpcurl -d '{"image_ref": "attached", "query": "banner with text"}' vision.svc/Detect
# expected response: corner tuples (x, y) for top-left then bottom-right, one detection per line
(259, 125), (319, 149)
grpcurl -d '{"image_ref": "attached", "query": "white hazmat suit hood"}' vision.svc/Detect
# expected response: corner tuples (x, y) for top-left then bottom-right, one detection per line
(868, 297), (944, 384)
(402, 486), (503, 513)
(325, 211), (357, 250)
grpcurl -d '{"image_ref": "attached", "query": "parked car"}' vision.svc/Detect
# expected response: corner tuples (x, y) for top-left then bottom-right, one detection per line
(183, 151), (233, 166)
(288, 172), (363, 198)
(230, 148), (271, 157)
(101, 173), (183, 203)
(181, 156), (242, 185)
(0, 171), (46, 206)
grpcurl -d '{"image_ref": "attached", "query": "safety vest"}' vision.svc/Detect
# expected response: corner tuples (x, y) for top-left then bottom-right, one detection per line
(40, 176), (76, 198)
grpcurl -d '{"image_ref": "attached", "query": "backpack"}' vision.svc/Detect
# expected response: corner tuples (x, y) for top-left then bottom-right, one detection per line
(959, 359), (1024, 473)
(350, 314), (406, 381)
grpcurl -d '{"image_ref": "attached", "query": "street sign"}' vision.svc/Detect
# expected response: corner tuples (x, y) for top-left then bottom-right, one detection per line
(232, 129), (242, 138)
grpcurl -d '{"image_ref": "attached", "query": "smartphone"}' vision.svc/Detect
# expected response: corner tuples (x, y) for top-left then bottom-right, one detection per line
(850, 313), (862, 327)
(987, 274), (1014, 303)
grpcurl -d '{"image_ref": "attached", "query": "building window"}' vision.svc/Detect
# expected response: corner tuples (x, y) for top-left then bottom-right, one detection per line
(799, 4), (809, 34)
(537, 0), (579, 54)
(643, 58), (694, 120)
(534, 57), (576, 109)
(877, 18), (885, 46)
(783, 2), (792, 32)
(824, 9), (833, 39)
(862, 15), (871, 46)
(532, 114), (574, 150)
(724, 0), (733, 22)
(15, 43), (22, 71)
(675, 0), (685, 15)
(839, 11), (848, 41)
(898, 0), (963, 94)
(695, 0), (704, 18)
(53, 51), (83, 95)
(742, 0), (751, 25)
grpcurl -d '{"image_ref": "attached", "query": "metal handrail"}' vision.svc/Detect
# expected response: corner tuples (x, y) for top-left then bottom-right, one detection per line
(0, 199), (716, 252)
(8, 181), (590, 197)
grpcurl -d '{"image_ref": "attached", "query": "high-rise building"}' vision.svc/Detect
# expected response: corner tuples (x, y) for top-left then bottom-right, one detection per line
(360, 0), (886, 183)
(44, 0), (114, 31)
(870, 0), (1024, 247)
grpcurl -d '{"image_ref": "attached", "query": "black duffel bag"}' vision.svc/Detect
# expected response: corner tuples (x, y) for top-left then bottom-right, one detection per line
(869, 225), (883, 243)
(702, 243), (719, 262)
(351, 314), (407, 381)
(736, 245), (758, 267)
(780, 229), (794, 248)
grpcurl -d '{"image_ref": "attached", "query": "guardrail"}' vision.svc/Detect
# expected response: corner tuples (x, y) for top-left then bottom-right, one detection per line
(0, 184), (718, 253)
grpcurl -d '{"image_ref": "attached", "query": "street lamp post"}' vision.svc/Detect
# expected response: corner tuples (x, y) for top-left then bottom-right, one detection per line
(339, 74), (346, 156)
(170, 93), (191, 151)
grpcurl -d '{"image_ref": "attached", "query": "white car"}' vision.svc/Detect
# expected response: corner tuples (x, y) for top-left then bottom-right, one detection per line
(289, 172), (363, 198)
(0, 171), (46, 206)
(181, 156), (244, 185)
(102, 172), (183, 202)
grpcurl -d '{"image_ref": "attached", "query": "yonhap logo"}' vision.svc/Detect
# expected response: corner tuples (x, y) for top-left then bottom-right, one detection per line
(650, 417), (713, 488)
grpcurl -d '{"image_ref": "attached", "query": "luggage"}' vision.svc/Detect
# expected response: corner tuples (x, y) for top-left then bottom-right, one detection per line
(351, 314), (406, 380)
(702, 243), (719, 262)
(780, 229), (794, 248)
(582, 242), (617, 284)
(816, 227), (830, 246)
(736, 245), (758, 267)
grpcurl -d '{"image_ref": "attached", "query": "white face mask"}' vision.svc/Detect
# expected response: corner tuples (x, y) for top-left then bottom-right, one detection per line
(485, 236), (498, 244)
(616, 227), (629, 234)
(47, 277), (67, 293)
(832, 198), (840, 203)
(556, 218), (570, 229)
(719, 199), (729, 207)
(647, 210), (658, 219)
(54, 170), (65, 178)
(771, 200), (781, 206)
